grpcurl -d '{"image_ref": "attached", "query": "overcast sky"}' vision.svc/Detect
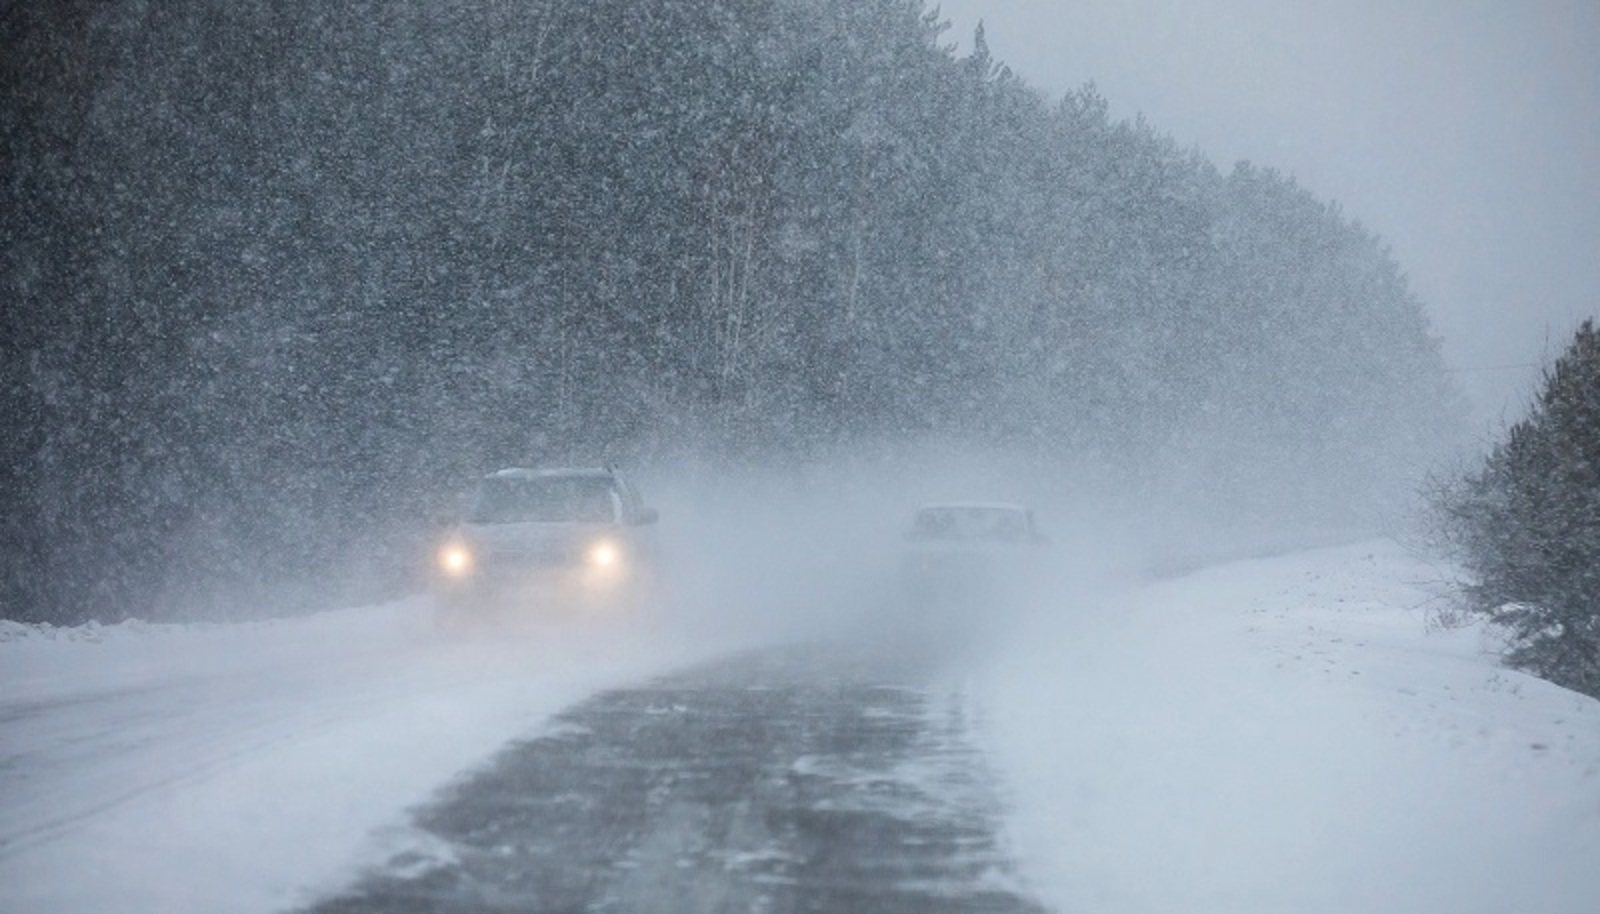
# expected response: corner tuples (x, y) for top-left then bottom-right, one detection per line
(935, 0), (1600, 430)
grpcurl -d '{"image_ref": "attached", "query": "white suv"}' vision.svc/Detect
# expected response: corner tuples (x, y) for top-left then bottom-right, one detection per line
(433, 467), (659, 619)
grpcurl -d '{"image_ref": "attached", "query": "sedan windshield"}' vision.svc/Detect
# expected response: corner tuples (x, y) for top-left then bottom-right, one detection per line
(911, 506), (1029, 542)
(468, 476), (617, 524)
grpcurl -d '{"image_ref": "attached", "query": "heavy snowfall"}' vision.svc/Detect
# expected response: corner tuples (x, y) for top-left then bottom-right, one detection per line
(3, 2), (1597, 912)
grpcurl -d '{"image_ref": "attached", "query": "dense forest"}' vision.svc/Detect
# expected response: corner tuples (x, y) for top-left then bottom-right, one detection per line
(2, 0), (1462, 623)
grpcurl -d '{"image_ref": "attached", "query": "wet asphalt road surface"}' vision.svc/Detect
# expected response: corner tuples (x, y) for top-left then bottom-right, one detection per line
(303, 642), (1048, 914)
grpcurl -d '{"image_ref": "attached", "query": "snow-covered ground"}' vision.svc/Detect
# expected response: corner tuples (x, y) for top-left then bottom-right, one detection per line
(2, 539), (1596, 913)
(980, 539), (1600, 914)
(0, 602), (745, 913)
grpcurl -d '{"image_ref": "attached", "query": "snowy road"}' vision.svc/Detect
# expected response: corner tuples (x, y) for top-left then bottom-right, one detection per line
(0, 604), (750, 913)
(3, 540), (1598, 914)
(1, 639), (441, 858)
(305, 644), (1043, 913)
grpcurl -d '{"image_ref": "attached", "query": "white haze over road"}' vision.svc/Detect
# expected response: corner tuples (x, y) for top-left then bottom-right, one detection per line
(936, 0), (1600, 430)
(2, 540), (1596, 913)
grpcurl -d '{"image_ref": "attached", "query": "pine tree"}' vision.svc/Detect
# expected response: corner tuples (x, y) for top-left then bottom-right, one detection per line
(1436, 320), (1600, 697)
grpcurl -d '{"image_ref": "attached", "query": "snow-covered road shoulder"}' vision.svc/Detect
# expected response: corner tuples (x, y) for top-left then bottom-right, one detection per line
(980, 539), (1600, 914)
(0, 600), (739, 914)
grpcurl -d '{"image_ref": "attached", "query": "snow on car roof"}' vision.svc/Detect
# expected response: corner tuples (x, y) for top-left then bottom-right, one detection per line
(487, 467), (614, 480)
(914, 501), (1029, 513)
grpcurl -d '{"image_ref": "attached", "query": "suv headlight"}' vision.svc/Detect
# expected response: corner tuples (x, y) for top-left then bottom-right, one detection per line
(439, 544), (473, 577)
(585, 538), (623, 570)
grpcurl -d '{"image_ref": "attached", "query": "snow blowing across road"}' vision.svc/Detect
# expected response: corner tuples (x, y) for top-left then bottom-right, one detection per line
(1, 540), (1597, 913)
(0, 604), (745, 913)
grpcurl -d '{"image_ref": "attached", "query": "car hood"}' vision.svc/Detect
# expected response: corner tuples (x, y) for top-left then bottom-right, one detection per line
(456, 521), (618, 554)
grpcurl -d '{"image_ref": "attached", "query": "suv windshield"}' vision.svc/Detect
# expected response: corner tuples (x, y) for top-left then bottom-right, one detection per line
(468, 476), (618, 524)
